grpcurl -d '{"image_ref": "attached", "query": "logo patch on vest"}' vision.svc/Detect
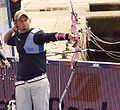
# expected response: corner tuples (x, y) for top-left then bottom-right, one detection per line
(27, 47), (35, 52)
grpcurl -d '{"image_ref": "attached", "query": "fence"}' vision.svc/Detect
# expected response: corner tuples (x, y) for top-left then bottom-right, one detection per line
(0, 60), (120, 110)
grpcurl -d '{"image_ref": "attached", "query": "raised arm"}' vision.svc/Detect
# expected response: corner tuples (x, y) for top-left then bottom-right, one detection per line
(4, 26), (18, 44)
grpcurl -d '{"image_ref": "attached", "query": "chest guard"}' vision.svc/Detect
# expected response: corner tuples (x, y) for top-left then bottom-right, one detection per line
(23, 28), (45, 54)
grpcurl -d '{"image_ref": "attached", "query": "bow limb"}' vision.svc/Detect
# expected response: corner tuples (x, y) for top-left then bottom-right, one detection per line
(70, 2), (80, 69)
(59, 1), (79, 110)
(59, 61), (77, 110)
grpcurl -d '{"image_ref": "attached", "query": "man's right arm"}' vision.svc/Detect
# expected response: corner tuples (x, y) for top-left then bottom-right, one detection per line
(4, 28), (16, 44)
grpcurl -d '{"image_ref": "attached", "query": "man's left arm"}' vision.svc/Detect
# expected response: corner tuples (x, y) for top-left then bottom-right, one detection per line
(34, 31), (72, 45)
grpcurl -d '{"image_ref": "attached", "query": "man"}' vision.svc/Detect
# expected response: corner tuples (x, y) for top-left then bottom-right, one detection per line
(4, 10), (73, 110)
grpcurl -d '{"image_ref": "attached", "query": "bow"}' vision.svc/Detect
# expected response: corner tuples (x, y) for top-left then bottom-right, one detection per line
(59, 0), (79, 109)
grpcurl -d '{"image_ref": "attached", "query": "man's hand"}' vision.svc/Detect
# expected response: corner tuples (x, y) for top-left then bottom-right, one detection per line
(68, 33), (80, 41)
(10, 25), (19, 33)
(68, 33), (74, 40)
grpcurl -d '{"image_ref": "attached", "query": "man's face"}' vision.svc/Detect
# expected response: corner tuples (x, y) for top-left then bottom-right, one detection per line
(16, 15), (30, 32)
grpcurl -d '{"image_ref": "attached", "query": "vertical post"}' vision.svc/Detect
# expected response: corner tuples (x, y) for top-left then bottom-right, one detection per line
(6, 0), (15, 56)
